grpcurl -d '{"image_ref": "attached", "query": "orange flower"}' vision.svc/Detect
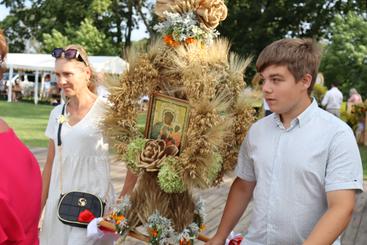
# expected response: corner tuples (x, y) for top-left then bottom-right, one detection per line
(180, 239), (191, 245)
(163, 35), (180, 47)
(151, 229), (158, 237)
(185, 38), (196, 44)
(111, 213), (125, 225)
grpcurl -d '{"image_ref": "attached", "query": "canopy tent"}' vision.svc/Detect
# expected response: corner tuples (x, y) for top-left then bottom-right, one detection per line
(4, 53), (128, 103)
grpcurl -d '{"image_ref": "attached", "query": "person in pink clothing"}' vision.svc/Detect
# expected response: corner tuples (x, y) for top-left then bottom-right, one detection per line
(0, 31), (42, 245)
(347, 88), (363, 112)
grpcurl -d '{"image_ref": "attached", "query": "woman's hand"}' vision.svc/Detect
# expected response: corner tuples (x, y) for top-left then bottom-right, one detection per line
(205, 235), (226, 245)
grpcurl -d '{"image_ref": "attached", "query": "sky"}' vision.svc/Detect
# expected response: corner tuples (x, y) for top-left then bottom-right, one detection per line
(0, 4), (9, 21)
(0, 3), (149, 41)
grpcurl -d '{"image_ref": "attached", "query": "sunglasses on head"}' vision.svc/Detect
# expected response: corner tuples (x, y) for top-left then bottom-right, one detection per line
(51, 48), (88, 66)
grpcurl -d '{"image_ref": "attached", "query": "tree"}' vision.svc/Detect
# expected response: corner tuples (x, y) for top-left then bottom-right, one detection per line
(219, 0), (366, 57)
(320, 12), (367, 98)
(43, 29), (69, 52)
(0, 0), (32, 52)
(0, 0), (152, 53)
(42, 18), (118, 55)
(217, 0), (367, 80)
(0, 14), (30, 52)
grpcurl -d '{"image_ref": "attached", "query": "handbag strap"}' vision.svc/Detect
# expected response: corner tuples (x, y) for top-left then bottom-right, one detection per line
(57, 104), (66, 146)
(56, 103), (110, 202)
(57, 104), (66, 194)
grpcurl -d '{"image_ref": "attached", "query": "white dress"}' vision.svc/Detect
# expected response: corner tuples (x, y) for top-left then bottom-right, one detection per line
(40, 97), (115, 245)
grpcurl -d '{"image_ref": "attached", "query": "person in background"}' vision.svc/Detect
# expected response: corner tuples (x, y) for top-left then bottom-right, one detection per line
(207, 38), (363, 245)
(347, 88), (363, 112)
(321, 80), (343, 117)
(0, 30), (42, 245)
(12, 79), (22, 102)
(42, 74), (52, 99)
(347, 88), (364, 143)
(95, 72), (110, 102)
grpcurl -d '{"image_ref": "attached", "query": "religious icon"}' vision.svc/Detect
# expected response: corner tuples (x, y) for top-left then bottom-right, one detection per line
(145, 93), (190, 153)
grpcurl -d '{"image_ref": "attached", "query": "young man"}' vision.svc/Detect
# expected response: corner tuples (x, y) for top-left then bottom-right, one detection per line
(321, 81), (343, 117)
(206, 38), (363, 245)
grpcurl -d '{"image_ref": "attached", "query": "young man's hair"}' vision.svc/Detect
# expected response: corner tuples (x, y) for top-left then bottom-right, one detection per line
(332, 80), (340, 87)
(256, 38), (322, 95)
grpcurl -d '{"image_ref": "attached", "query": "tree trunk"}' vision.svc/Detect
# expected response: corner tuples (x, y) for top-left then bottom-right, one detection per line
(125, 0), (133, 49)
(135, 0), (153, 36)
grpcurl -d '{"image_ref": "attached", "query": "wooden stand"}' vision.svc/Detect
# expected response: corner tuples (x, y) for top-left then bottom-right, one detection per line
(98, 220), (210, 243)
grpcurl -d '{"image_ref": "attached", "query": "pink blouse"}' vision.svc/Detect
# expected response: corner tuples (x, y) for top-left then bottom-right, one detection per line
(0, 129), (42, 245)
(348, 93), (362, 104)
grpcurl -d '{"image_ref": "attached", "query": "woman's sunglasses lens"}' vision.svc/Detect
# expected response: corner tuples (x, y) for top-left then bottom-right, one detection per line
(51, 48), (64, 58)
(64, 49), (78, 59)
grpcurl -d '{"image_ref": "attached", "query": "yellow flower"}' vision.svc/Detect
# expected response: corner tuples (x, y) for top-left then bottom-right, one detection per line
(57, 115), (69, 124)
(200, 224), (206, 231)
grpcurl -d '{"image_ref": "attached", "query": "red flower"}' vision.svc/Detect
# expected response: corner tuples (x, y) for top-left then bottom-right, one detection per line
(228, 236), (244, 245)
(77, 209), (95, 223)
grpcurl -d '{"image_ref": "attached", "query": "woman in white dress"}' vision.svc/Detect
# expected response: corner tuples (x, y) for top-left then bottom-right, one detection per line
(40, 44), (115, 245)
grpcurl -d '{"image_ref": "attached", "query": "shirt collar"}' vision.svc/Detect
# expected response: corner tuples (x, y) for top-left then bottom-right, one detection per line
(296, 99), (318, 127)
(272, 98), (318, 129)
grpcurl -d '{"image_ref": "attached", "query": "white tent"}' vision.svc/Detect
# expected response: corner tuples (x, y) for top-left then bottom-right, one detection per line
(4, 53), (128, 103)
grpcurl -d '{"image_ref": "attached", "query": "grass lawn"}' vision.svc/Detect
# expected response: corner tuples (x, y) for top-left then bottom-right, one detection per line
(0, 101), (53, 147)
(1, 100), (367, 178)
(359, 146), (367, 179)
(0, 100), (147, 147)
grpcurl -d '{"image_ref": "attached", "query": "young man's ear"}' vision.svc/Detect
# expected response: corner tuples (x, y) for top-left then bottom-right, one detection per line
(302, 74), (312, 89)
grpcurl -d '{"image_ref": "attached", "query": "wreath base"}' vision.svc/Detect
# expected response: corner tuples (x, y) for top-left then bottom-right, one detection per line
(98, 220), (210, 243)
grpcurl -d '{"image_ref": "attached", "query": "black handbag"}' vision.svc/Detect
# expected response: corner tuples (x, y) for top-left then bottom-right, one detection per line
(56, 104), (106, 228)
(57, 191), (105, 228)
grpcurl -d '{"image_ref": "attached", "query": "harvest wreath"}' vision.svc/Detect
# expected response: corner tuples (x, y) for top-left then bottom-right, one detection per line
(101, 0), (255, 243)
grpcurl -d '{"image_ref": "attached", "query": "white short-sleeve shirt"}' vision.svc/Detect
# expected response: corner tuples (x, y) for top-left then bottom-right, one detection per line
(235, 99), (363, 245)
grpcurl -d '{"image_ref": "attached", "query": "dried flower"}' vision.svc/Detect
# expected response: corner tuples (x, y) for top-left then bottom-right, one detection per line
(155, 0), (227, 31)
(154, 11), (219, 47)
(185, 37), (196, 44)
(107, 196), (131, 235)
(125, 138), (147, 174)
(57, 114), (69, 124)
(147, 211), (175, 245)
(164, 35), (180, 47)
(196, 0), (228, 30)
(158, 157), (186, 193)
(137, 140), (179, 172)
